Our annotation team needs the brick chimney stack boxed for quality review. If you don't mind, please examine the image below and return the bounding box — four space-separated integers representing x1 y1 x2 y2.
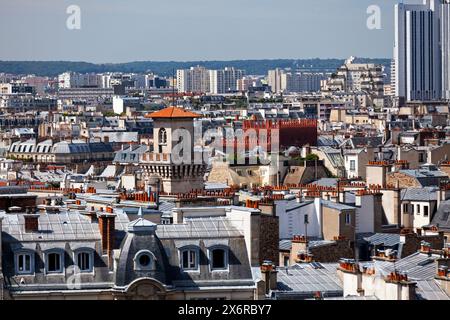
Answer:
436 252 450 296
24 214 40 233
420 241 431 254
98 213 116 266
260 261 277 295
384 271 416 300
290 235 308 265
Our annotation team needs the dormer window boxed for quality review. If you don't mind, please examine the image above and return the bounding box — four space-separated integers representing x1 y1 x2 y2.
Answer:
209 247 228 271
134 250 156 271
15 252 34 274
45 251 64 274
75 251 93 272
180 248 199 271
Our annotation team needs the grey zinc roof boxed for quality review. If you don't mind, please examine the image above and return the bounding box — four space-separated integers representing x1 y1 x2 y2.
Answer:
344 191 356 204
2 213 100 242
48 141 113 154
350 136 383 148
88 142 114 153
117 207 160 216
127 217 157 232
400 187 438 202
92 131 138 143
363 233 400 247
401 169 448 179
285 199 314 211
308 240 337 248
279 239 336 251
321 199 355 211
158 200 176 213
156 217 243 239
430 200 450 231
0 186 28 195
310 178 339 188
370 252 440 280
204 182 229 190
113 144 148 163
416 280 450 300
1 212 130 242
279 239 292 251
276 263 342 297
319 147 344 168
317 135 343 147
52 141 87 154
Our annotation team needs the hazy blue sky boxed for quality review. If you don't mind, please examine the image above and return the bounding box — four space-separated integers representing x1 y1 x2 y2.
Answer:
0 0 422 63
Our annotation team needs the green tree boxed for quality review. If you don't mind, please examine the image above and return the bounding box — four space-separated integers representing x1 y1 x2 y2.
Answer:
305 153 319 161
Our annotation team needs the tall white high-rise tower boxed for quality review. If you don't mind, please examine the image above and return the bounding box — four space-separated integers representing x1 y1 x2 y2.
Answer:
441 0 450 99
394 0 442 101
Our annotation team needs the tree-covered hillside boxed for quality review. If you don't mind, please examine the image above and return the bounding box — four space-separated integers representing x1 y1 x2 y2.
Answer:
0 58 391 77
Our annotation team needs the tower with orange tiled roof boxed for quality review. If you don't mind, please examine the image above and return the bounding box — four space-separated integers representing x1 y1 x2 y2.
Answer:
141 106 206 194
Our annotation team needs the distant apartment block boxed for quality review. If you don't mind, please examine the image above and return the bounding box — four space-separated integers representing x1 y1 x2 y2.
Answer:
58 87 114 101
237 76 263 91
0 82 35 95
209 67 244 94
58 72 101 89
0 95 57 112
112 96 141 114
176 66 210 93
268 68 326 93
322 56 384 96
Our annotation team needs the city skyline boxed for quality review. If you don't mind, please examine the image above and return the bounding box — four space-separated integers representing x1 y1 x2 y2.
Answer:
0 0 424 63
1 0 449 304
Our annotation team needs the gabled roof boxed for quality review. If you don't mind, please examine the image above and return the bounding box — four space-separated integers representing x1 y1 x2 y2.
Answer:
145 106 200 119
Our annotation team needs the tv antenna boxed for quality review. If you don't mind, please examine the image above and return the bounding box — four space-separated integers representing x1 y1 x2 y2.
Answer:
172 68 176 107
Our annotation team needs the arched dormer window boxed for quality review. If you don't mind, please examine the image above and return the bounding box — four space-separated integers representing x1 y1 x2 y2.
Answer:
73 248 94 273
44 250 64 274
208 246 229 271
134 250 156 271
15 250 35 275
179 246 199 271
158 128 167 145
